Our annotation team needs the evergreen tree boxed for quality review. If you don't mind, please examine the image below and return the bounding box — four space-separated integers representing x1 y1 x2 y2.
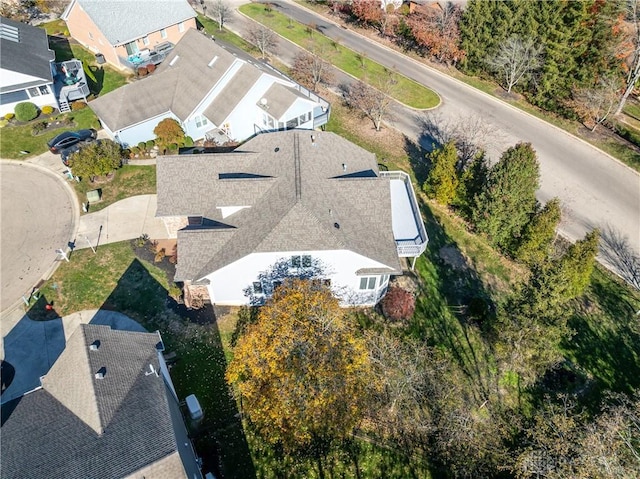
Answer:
515 197 562 266
423 141 459 205
472 143 540 251
454 152 489 219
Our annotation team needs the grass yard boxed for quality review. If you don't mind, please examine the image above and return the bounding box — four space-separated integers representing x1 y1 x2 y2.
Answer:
72 164 157 214
239 4 439 110
197 14 259 52
0 107 100 159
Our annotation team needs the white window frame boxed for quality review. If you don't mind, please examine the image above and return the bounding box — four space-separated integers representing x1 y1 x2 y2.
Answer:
179 22 185 33
194 115 208 128
161 29 167 39
252 281 263 295
359 277 377 290
143 36 150 46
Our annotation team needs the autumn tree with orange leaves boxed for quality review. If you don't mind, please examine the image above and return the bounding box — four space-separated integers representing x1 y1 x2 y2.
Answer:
406 2 465 65
226 279 375 477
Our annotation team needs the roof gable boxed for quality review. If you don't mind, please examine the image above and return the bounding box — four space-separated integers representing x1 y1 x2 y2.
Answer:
0 16 54 84
0 325 184 479
66 0 196 46
157 131 401 281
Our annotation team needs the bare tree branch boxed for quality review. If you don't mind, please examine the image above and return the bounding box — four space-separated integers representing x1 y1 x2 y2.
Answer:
486 35 543 94
248 24 278 59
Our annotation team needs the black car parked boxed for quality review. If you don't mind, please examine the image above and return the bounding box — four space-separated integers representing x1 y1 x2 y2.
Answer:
47 129 97 154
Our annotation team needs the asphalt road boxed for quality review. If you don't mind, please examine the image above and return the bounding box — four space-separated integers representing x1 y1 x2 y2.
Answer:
231 1 640 268
0 162 76 311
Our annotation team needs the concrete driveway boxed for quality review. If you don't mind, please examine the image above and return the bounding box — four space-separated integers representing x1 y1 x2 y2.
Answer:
0 161 78 312
0 309 146 404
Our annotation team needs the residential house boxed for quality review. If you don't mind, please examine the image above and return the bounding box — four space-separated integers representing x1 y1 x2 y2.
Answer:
90 29 330 148
0 324 202 479
61 0 197 70
156 130 428 307
0 16 58 116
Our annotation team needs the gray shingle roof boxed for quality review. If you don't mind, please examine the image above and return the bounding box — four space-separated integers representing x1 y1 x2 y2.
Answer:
64 0 196 46
90 29 310 133
1 324 188 479
156 130 401 281
0 16 54 92
259 83 309 121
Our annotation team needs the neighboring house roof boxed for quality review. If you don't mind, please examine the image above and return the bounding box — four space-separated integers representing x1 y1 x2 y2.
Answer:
1 324 195 479
156 130 401 281
62 0 196 46
0 16 54 92
89 29 311 132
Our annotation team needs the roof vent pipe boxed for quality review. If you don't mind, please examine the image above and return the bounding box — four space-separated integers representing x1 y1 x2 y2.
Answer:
342 163 347 171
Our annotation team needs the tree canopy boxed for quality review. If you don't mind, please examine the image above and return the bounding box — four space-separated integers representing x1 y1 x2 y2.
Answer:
226 279 375 453
68 139 122 181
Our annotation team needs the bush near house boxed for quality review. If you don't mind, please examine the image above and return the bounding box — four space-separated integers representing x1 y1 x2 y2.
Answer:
380 286 416 321
153 118 186 152
68 139 122 181
14 102 39 122
4 113 15 121
41 105 54 115
71 101 87 111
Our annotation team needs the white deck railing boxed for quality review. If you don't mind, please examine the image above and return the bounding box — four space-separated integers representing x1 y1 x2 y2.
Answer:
380 171 429 258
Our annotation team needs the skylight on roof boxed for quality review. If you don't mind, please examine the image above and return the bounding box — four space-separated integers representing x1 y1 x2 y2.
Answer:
0 23 19 43
169 55 180 66
207 55 218 68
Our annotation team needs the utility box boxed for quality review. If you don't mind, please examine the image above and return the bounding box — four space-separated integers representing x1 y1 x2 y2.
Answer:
86 189 101 203
95 53 105 64
185 394 203 420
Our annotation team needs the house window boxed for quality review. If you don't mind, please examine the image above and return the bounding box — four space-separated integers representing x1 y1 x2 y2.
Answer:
194 115 208 128
291 255 301 268
252 282 263 294
38 85 49 95
291 255 312 268
143 36 149 46
28 87 40 97
0 90 29 105
359 277 377 290
302 255 312 267
298 113 306 124
179 22 185 32
161 29 167 39
272 280 282 292
125 41 139 56
278 121 284 130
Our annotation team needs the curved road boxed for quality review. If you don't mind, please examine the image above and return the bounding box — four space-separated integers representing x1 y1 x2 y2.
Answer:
0 162 76 311
238 1 640 263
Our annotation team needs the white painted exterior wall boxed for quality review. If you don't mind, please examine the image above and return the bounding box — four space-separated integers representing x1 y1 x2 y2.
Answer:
202 250 393 307
0 68 58 116
111 111 180 148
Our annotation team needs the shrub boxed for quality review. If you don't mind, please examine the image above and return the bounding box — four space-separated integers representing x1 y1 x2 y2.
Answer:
32 121 48 135
146 63 156 73
71 101 87 111
41 105 54 115
145 140 155 149
82 60 97 83
4 113 15 121
154 248 166 263
184 136 194 147
14 102 38 122
169 143 178 151
131 146 140 155
137 66 148 77
138 141 147 150
153 118 185 147
63 29 69 36
381 287 416 321
0 119 8 128
67 139 123 181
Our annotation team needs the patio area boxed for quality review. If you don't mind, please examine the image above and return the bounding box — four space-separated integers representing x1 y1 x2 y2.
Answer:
52 59 90 112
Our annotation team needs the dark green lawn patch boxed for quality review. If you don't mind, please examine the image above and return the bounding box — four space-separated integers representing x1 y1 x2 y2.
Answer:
0 108 99 159
72 164 157 214
39 19 68 36
197 14 259 52
240 4 439 110
563 268 640 399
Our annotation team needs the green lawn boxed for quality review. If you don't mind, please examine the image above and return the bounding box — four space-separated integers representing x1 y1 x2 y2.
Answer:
0 108 100 159
72 164 157 214
239 4 439 110
197 14 259 52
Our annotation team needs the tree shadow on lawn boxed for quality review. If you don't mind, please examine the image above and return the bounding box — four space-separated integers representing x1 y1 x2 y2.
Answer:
100 258 256 479
409 200 499 407
562 269 640 406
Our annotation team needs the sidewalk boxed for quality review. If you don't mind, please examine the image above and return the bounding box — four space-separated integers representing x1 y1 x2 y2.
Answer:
74 194 168 250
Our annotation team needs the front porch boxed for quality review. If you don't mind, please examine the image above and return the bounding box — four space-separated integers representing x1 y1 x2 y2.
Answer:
380 171 429 265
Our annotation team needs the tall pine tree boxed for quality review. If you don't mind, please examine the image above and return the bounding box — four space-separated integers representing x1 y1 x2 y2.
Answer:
515 197 562 266
423 141 459 205
472 142 540 251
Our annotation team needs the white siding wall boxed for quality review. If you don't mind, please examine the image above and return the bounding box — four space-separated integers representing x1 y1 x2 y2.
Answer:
203 250 394 307
114 112 180 148
279 97 317 129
